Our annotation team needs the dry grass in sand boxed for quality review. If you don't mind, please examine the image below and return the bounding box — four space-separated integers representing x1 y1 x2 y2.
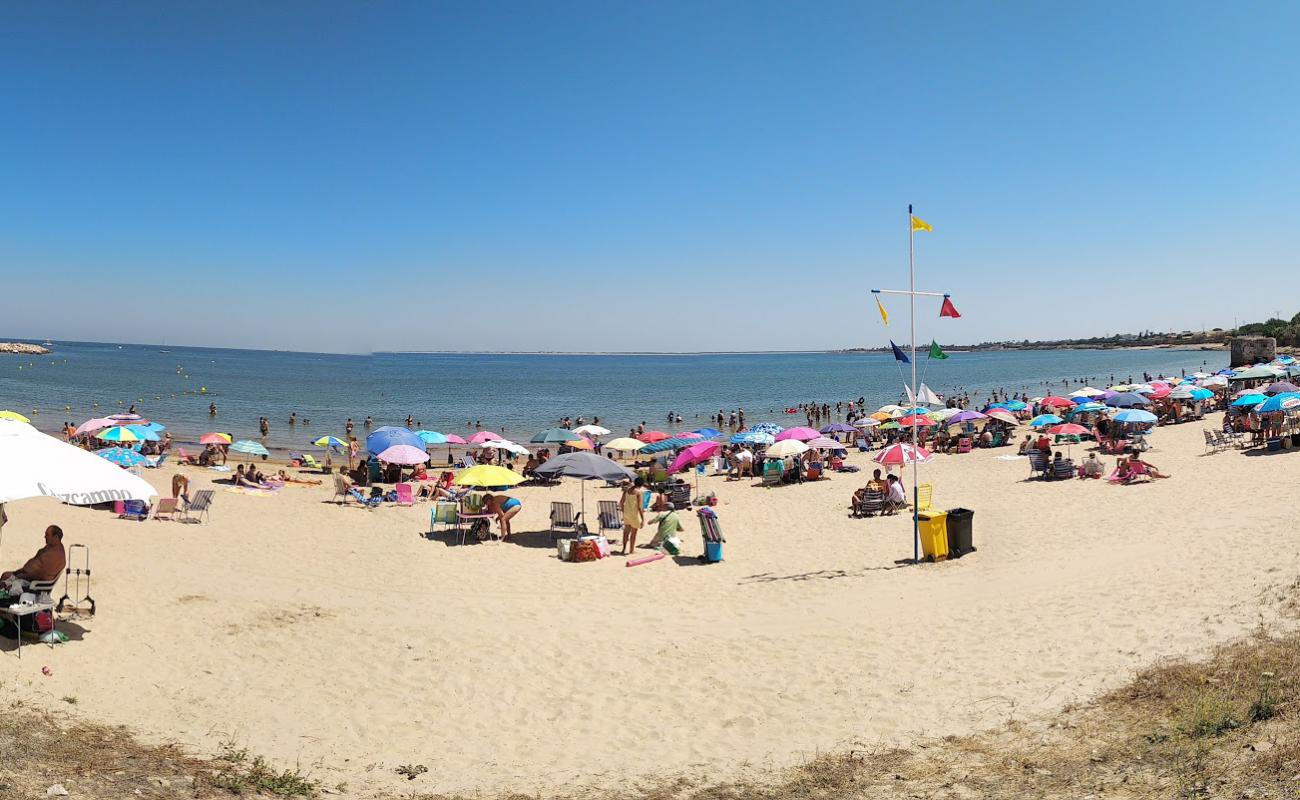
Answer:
5 584 1298 800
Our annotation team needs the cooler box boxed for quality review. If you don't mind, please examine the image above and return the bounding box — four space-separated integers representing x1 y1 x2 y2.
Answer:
945 507 975 558
917 510 948 562
704 540 723 563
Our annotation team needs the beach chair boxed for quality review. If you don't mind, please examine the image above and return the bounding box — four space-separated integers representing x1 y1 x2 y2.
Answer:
152 497 179 521
667 482 692 509
183 490 214 523
1027 450 1049 479
1052 458 1075 480
829 456 844 471
597 500 622 535
429 501 458 534
1202 430 1223 454
912 483 933 512
456 454 477 469
761 460 783 487
331 474 351 504
854 489 885 517
549 501 581 539
117 499 149 521
395 483 414 506
856 439 871 452
302 454 325 471
805 462 824 481
956 438 972 454
650 466 669 485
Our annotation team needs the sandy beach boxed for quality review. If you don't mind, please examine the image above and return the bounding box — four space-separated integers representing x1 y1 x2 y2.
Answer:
1 413 1297 796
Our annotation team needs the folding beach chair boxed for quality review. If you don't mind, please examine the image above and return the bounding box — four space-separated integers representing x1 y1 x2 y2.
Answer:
805 462 824 481
596 500 622 535
956 438 973 454
332 474 351 504
302 454 325 471
152 497 180 521
1027 450 1049 479
549 501 582 539
429 501 458 534
854 489 885 517
912 483 933 512
761 460 783 487
117 499 149 521
395 483 415 506
856 439 871 452
1052 458 1076 480
183 490 214 523
668 482 692 509
367 459 383 484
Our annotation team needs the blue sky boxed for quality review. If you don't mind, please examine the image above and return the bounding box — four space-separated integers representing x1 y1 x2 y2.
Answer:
2 2 1297 353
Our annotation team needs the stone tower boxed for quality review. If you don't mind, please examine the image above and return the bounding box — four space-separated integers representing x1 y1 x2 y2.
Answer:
1229 336 1276 368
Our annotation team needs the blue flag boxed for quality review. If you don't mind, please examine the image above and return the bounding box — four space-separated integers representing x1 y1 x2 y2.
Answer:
890 341 911 364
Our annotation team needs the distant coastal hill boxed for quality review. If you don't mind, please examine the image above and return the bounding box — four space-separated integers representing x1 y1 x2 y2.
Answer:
839 330 1231 355
0 342 50 355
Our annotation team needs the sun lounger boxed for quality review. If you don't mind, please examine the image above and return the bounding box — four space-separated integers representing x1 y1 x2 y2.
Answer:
597 500 622 535
302 454 326 471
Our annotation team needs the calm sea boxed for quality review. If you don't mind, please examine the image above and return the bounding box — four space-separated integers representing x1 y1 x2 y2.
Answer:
0 340 1225 450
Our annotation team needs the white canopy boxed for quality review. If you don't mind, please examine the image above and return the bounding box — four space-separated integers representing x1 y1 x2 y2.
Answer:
0 420 157 505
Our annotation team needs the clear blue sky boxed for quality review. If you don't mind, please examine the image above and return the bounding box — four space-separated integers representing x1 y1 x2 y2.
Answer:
2 2 1297 353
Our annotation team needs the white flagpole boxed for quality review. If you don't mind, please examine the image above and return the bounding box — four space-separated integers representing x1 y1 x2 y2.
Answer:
908 204 920 564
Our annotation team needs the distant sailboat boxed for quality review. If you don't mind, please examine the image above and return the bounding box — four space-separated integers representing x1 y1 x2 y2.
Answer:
159 337 170 354
42 337 53 346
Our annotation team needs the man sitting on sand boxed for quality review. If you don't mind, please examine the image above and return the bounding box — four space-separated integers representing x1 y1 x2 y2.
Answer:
1081 452 1105 479
1 525 66 597
647 502 685 551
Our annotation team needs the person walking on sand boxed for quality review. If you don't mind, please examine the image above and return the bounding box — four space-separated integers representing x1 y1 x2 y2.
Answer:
620 477 647 555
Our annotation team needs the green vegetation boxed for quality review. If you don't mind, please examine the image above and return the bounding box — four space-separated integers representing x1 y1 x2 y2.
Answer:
1237 311 1300 346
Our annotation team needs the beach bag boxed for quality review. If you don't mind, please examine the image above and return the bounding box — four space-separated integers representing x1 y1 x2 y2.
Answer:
572 539 599 563
469 518 491 540
594 537 610 558
556 539 574 561
662 536 682 556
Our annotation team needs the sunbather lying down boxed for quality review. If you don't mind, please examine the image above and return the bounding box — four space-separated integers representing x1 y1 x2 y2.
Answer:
276 469 322 486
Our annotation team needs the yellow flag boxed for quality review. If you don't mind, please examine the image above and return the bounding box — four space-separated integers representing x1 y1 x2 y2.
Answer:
911 215 932 232
876 296 889 326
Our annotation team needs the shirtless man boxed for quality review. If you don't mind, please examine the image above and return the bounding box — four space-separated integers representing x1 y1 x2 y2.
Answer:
1 525 66 592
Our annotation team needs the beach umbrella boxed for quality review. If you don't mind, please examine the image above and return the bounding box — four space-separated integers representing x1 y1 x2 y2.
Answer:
416 430 448 445
1230 365 1280 381
96 425 148 443
637 430 670 443
853 417 881 428
877 405 907 416
562 437 594 450
200 432 233 445
749 422 785 435
368 426 425 454
481 439 531 456
1029 414 1063 428
669 441 721 474
1196 376 1229 388
984 408 1019 425
604 437 647 452
730 431 775 445
313 435 347 449
896 414 935 428
1112 409 1158 424
1001 400 1028 411
572 424 610 437
641 436 699 454
868 411 893 422
454 464 524 489
805 436 845 449
692 427 723 438
74 417 113 436
376 444 429 465
94 447 148 467
1105 392 1151 408
1256 393 1300 414
1047 423 1089 437
531 428 582 444
0 411 29 424
229 440 270 458
0 420 155 507
1068 402 1107 415
927 408 960 421
1265 382 1300 395
1069 387 1104 398
534 452 635 517
819 422 856 434
1230 393 1266 408
444 434 467 444
945 410 987 426
1187 387 1214 401
872 442 933 467
775 426 821 441
674 431 704 440
1040 396 1074 408
878 421 901 430
766 439 809 458
466 430 504 444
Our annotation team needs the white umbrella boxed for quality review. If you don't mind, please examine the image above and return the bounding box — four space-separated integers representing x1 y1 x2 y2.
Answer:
0 420 157 505
572 425 610 437
853 417 881 427
1069 387 1104 398
766 439 809 458
479 439 531 456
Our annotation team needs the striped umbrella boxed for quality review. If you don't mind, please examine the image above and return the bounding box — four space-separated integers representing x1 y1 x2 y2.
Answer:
229 440 270 457
97 425 145 443
200 432 233 445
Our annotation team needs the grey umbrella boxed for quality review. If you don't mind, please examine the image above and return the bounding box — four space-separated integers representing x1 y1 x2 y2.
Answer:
534 452 637 519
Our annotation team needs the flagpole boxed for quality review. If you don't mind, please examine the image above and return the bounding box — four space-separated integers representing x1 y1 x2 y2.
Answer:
908 204 919 564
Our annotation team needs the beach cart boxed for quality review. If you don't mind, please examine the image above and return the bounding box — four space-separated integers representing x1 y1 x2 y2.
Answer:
695 507 724 563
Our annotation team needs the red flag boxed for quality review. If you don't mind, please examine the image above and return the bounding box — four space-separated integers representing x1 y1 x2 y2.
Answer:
939 296 961 318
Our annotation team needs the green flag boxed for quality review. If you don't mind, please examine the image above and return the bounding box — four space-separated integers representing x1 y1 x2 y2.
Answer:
928 340 948 360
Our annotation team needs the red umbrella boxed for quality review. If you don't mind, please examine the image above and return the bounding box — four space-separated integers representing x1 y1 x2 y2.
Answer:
637 430 670 443
897 414 935 427
872 443 933 466
1040 396 1074 407
1046 423 1089 436
199 432 233 445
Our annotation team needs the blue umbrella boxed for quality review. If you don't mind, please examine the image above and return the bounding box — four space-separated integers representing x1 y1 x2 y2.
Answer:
1002 400 1028 411
749 422 784 435
366 426 423 455
1105 392 1151 408
1068 402 1107 415
1230 393 1266 408
1112 409 1157 424
95 447 148 467
1187 387 1214 401
731 431 775 445
692 427 723 438
416 430 448 445
1256 393 1300 413
641 436 698 454
1029 414 1063 428
230 440 270 457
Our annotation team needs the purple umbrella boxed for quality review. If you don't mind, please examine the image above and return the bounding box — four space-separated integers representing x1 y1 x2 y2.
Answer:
819 423 856 434
1265 381 1300 396
946 410 987 425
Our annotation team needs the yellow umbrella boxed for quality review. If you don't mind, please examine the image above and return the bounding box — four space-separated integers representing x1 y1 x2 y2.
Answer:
454 464 525 488
0 411 31 423
604 437 646 451
565 438 594 450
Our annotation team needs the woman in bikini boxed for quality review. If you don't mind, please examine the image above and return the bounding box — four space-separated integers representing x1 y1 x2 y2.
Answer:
483 494 522 540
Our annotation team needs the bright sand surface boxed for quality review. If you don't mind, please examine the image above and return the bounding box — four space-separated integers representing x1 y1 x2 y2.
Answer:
2 414 1298 796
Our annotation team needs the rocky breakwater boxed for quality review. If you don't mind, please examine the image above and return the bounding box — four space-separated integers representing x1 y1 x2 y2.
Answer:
0 342 51 355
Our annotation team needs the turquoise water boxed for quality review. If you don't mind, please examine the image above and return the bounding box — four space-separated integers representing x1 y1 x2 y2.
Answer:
0 340 1225 450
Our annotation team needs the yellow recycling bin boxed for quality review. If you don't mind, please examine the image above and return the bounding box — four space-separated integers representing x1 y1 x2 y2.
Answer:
917 510 949 562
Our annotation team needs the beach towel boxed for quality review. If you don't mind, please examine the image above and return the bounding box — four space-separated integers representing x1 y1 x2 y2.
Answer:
995 455 1025 461
223 487 279 496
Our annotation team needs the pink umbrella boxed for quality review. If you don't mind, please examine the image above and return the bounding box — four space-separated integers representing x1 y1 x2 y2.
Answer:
872 443 933 466
468 431 502 443
984 409 1018 425
774 426 820 442
669 441 720 473
75 417 112 436
1046 423 1089 436
675 432 704 440
444 434 467 444
897 414 935 427
376 444 430 465
805 436 845 449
